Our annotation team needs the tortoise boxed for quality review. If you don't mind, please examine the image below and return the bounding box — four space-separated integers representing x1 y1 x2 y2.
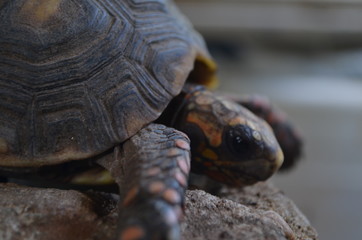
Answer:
0 0 302 239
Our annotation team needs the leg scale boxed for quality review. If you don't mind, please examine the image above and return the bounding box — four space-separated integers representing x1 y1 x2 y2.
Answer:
113 124 191 240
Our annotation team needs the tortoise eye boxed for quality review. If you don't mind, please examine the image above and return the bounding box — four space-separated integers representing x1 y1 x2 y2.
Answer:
225 125 264 160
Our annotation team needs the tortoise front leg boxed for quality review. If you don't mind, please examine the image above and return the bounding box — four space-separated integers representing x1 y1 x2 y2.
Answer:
100 124 190 240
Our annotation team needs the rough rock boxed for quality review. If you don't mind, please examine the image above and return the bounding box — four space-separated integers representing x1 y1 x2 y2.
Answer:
182 190 295 240
0 182 317 240
182 182 318 240
0 183 118 240
220 182 318 240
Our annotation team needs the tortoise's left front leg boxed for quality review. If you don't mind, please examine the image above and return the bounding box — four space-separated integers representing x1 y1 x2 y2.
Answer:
99 124 190 240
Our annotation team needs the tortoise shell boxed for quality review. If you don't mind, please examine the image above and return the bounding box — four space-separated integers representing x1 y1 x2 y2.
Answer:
0 0 216 167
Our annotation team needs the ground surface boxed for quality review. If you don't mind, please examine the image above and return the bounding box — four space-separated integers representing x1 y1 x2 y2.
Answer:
0 181 317 240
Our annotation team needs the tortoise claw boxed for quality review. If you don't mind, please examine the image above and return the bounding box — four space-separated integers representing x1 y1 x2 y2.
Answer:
119 201 181 240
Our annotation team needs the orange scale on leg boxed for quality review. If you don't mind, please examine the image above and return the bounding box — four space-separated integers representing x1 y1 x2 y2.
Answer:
148 181 166 194
175 170 187 187
175 139 190 150
163 188 181 205
119 225 145 240
177 156 190 175
146 167 161 177
122 187 139 207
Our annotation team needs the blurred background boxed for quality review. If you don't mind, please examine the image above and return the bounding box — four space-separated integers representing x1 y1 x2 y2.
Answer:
176 1 362 240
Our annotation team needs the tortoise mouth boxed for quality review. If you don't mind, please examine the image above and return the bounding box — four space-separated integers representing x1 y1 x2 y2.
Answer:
202 157 282 187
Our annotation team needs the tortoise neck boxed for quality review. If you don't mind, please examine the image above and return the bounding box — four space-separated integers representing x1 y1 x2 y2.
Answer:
156 84 205 128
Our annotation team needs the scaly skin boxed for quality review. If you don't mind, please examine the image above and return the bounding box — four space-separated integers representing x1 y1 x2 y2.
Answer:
160 85 284 187
100 124 191 240
111 86 287 240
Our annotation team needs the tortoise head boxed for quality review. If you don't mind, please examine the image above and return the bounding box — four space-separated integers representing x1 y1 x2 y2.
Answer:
174 87 283 187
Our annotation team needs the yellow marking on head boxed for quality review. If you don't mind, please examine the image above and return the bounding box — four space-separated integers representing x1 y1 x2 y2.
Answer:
187 111 222 147
275 148 284 170
20 0 61 24
252 130 262 141
0 138 8 154
230 116 260 134
202 148 218 161
229 117 246 126
247 121 258 131
218 98 240 112
195 93 214 105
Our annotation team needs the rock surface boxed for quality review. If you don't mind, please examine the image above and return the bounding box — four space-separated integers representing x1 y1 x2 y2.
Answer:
222 182 318 240
0 183 118 240
0 182 317 240
182 182 318 240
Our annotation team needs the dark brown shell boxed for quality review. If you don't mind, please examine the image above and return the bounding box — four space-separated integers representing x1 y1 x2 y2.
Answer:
0 0 213 167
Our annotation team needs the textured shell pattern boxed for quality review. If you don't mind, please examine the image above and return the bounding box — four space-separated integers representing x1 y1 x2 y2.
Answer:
0 0 208 166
